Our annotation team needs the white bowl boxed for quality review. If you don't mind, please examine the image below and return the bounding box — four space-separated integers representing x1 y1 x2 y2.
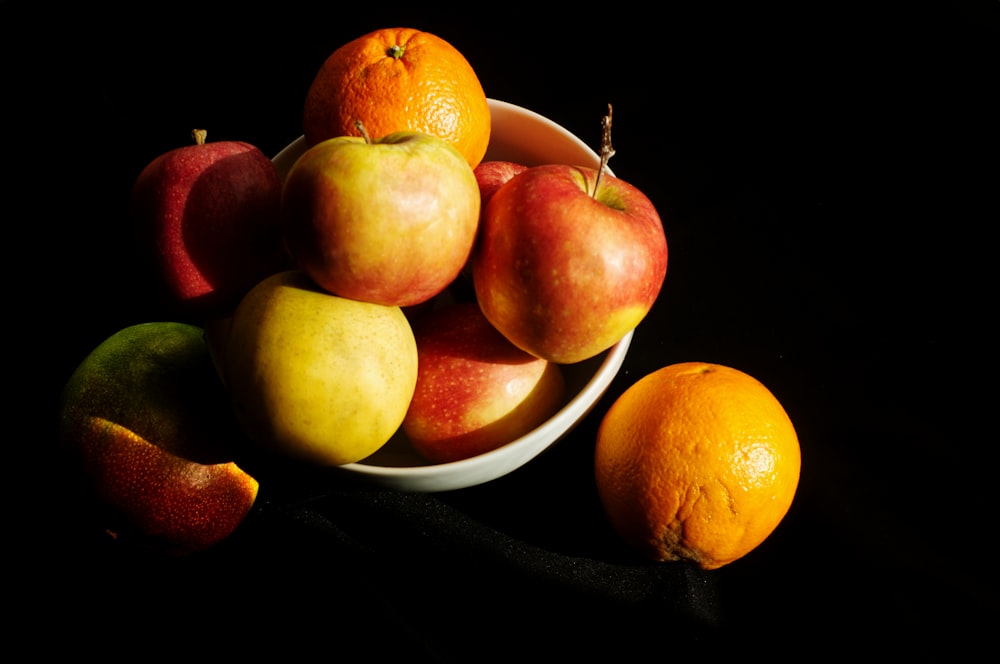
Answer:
270 99 631 492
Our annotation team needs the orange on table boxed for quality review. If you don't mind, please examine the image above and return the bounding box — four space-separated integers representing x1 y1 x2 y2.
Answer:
594 362 801 569
303 27 491 168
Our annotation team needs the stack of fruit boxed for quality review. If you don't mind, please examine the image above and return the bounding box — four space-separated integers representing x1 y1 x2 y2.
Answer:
58 27 799 570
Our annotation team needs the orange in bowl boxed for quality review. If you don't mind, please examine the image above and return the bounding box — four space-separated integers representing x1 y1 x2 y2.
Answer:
302 27 491 168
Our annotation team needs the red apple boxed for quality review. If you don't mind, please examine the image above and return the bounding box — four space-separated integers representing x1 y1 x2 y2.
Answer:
130 129 284 320
281 129 480 307
402 302 566 464
58 322 259 555
472 164 667 364
448 160 529 304
473 160 528 217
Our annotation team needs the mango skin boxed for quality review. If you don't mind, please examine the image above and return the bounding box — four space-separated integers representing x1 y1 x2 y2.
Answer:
58 322 259 555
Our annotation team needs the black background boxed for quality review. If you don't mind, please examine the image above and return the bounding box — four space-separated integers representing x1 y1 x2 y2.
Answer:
7 2 997 659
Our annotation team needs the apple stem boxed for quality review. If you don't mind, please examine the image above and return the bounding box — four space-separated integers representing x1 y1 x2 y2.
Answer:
592 104 615 198
192 129 208 146
354 120 373 144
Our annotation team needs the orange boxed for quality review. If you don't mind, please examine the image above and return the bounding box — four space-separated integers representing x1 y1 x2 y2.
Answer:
302 27 491 168
594 362 801 569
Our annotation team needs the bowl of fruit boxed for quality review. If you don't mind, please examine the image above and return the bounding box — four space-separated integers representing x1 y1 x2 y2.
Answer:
260 98 663 492
57 29 669 561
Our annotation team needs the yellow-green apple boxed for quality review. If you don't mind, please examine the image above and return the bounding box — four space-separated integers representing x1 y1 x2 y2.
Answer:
401 302 566 464
281 129 480 307
224 270 418 465
130 129 285 320
58 322 259 556
473 164 667 364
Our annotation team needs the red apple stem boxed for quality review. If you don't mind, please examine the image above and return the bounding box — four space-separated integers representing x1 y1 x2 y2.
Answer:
354 120 373 144
592 104 615 198
192 129 208 145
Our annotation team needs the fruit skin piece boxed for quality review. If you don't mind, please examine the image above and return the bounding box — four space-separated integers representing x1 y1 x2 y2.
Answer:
594 362 802 570
130 130 285 320
473 164 668 364
58 322 259 556
282 130 480 308
402 302 566 464
302 27 491 168
224 270 418 466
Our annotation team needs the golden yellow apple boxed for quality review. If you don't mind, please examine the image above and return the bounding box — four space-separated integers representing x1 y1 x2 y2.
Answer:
224 270 418 465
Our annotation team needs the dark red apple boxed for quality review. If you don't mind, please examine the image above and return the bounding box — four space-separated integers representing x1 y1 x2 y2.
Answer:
131 129 284 319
